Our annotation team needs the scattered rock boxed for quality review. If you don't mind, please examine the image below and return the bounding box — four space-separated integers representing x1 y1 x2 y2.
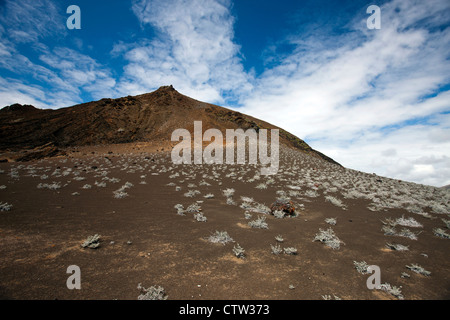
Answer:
270 198 296 217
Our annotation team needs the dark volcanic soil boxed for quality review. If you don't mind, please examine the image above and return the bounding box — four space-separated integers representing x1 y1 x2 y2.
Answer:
0 143 449 300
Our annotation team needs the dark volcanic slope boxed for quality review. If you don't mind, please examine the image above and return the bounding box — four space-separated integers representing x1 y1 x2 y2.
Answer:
0 86 339 165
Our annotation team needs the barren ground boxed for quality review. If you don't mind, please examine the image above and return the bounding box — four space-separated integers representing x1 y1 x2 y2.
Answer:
0 143 449 300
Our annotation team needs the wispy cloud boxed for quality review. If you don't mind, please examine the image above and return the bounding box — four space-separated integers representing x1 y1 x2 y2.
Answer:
0 0 116 108
237 0 450 186
0 0 66 43
116 0 252 103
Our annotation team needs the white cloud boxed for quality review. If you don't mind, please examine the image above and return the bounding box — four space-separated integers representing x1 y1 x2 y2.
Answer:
116 0 252 103
236 0 450 187
0 0 66 43
0 0 117 108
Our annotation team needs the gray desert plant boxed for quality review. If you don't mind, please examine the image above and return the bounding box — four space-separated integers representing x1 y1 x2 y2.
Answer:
272 210 285 219
441 218 450 229
313 228 343 249
322 294 341 300
255 183 267 190
325 217 337 225
95 181 107 187
397 228 420 240
208 231 234 245
194 212 207 222
283 247 298 255
185 203 201 213
137 283 168 300
184 189 200 198
396 215 423 228
113 190 128 199
232 243 245 259
406 264 431 276
222 188 235 198
0 202 12 211
433 227 450 239
37 182 61 190
379 283 404 300
325 195 347 209
400 272 410 278
385 243 409 251
81 234 101 249
248 215 268 229
382 225 397 236
275 235 284 242
270 243 282 255
353 261 370 274
251 202 271 214
174 204 185 215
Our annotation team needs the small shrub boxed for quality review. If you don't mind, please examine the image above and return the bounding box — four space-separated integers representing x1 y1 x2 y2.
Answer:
222 188 235 198
382 225 396 236
397 228 420 240
273 210 285 219
313 228 344 249
353 261 370 274
395 215 423 228
255 183 267 190
208 231 234 245
81 234 101 249
322 295 341 300
95 181 107 188
37 182 61 190
406 264 431 276
283 247 298 255
325 217 337 225
385 243 409 251
113 190 128 199
174 204 185 215
194 212 207 222
270 243 282 255
137 283 168 300
442 218 450 229
433 228 450 239
379 283 404 300
401 272 410 278
232 243 245 259
185 203 201 213
248 215 268 229
325 195 347 210
0 202 12 211
184 190 200 198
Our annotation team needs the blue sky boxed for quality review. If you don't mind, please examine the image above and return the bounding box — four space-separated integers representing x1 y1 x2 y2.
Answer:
1 0 450 187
